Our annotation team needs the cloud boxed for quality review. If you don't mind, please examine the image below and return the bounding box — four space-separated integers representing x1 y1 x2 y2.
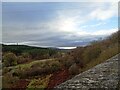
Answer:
89 2 117 20
2 2 118 47
2 0 119 2
81 22 106 29
45 11 82 33
90 28 118 36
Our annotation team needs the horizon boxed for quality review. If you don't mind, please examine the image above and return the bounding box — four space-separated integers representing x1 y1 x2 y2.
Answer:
2 43 77 49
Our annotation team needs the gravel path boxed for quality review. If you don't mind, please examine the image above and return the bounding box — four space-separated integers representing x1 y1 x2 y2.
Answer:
55 54 119 90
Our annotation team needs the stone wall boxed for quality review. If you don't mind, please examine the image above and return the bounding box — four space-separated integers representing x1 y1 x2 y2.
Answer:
55 54 119 90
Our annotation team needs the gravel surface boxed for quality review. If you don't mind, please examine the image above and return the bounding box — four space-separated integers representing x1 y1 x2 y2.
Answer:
55 54 119 90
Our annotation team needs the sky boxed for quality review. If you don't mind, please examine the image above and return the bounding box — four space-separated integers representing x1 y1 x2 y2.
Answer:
2 2 118 49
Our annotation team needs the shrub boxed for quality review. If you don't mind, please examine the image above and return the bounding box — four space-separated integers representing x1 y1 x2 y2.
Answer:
49 61 61 73
17 52 30 64
17 56 25 64
2 72 19 88
83 43 119 72
22 52 30 58
16 67 45 78
95 43 119 63
82 45 101 64
15 66 51 78
17 54 30 64
3 52 17 67
59 55 74 68
70 47 85 64
69 63 79 75
2 67 12 75
27 74 52 89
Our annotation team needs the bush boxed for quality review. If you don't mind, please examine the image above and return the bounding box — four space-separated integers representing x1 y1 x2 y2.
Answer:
22 52 30 58
27 74 52 89
95 43 119 63
3 52 17 67
49 61 61 73
17 52 30 64
82 45 101 64
17 56 25 64
15 67 47 78
70 47 85 64
2 67 12 75
59 55 74 68
2 72 19 88
17 55 29 64
69 63 79 75
15 62 59 78
83 43 119 72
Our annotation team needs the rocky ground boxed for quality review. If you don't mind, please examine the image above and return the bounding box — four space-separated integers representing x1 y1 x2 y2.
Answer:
55 54 119 90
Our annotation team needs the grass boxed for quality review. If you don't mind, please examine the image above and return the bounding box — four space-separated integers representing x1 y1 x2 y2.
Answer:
80 44 119 73
27 74 52 89
3 58 62 80
6 59 56 72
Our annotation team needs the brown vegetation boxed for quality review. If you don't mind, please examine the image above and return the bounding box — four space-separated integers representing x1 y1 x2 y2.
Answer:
2 31 120 89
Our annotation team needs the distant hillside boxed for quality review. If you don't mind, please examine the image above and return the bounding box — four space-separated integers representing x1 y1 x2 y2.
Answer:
2 44 59 54
68 30 119 71
2 44 63 63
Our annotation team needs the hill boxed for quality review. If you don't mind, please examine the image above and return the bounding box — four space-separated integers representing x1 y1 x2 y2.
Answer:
2 44 59 55
64 30 119 72
2 30 119 89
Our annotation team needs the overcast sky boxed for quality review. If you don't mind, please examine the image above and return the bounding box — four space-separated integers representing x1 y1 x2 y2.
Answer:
2 2 118 48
